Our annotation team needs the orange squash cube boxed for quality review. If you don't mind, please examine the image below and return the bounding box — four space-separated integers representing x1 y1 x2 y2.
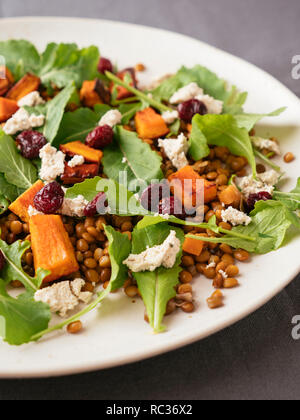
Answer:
6 73 41 102
182 237 204 256
8 180 44 222
0 97 19 122
135 107 170 139
29 215 79 284
60 141 103 164
169 166 217 207
218 185 241 206
80 80 102 108
0 66 14 96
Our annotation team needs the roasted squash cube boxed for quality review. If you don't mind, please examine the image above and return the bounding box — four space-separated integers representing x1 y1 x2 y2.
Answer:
135 107 169 139
182 237 204 256
29 215 79 284
6 73 41 102
0 66 14 96
110 68 137 100
0 97 19 122
60 141 103 164
169 166 217 207
61 162 99 185
8 180 44 222
80 80 103 108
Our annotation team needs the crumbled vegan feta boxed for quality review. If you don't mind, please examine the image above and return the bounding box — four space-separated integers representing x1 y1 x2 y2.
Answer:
59 194 89 218
251 137 280 155
122 157 128 164
158 133 189 170
195 94 223 114
39 143 66 182
258 170 280 186
237 170 279 198
218 270 228 279
221 206 252 226
3 108 45 136
17 91 45 107
27 205 44 217
99 110 122 127
161 110 179 124
68 155 85 168
34 279 93 318
123 230 181 272
170 82 204 104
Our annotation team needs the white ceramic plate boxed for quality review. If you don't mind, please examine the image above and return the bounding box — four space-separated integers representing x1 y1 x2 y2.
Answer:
0 17 299 378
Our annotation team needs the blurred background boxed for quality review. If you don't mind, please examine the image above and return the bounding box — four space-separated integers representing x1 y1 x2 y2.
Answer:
0 0 299 400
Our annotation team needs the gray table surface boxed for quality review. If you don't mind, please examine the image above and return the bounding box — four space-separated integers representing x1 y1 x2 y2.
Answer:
0 0 299 400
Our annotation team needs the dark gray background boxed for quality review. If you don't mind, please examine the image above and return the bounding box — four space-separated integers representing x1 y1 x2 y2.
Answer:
0 0 299 400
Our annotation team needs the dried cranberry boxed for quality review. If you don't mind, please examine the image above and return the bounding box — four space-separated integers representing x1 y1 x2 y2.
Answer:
16 131 47 159
178 99 207 123
98 57 113 74
158 196 187 219
85 125 114 149
33 182 65 214
140 182 171 212
246 191 273 212
84 192 107 217
0 251 5 271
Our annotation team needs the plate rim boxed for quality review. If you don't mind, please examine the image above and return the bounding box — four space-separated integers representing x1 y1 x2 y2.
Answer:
0 15 299 378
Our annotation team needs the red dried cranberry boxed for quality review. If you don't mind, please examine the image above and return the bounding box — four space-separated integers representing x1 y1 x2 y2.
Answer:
85 125 114 149
0 251 5 271
16 131 47 159
33 182 65 214
140 182 171 212
98 57 113 74
84 192 107 217
158 196 187 219
178 99 207 123
247 191 273 212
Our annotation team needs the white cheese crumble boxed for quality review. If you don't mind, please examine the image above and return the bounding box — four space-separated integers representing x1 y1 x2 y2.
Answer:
195 94 223 114
123 230 181 273
258 170 280 186
170 82 204 104
206 261 216 269
251 137 280 155
161 110 179 124
3 108 45 136
68 155 85 168
39 143 66 182
122 157 128 164
27 205 44 217
17 91 45 107
237 170 279 198
99 110 122 127
221 206 251 226
218 270 228 279
59 195 89 218
34 279 93 318
158 133 189 170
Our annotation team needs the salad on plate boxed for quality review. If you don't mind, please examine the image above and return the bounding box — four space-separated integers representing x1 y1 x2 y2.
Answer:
0 39 298 346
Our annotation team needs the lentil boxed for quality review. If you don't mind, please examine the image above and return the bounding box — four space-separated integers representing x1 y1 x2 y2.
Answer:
67 321 82 334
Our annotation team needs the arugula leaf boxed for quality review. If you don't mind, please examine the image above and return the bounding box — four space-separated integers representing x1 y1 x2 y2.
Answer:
187 201 300 254
66 177 150 216
0 40 40 80
39 43 100 88
43 82 76 143
234 107 286 132
0 240 49 293
189 116 210 160
53 104 111 147
0 196 9 215
0 282 51 346
0 131 37 189
189 114 257 176
0 173 24 202
102 126 164 191
151 65 247 114
273 178 300 211
132 224 184 333
31 226 131 342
